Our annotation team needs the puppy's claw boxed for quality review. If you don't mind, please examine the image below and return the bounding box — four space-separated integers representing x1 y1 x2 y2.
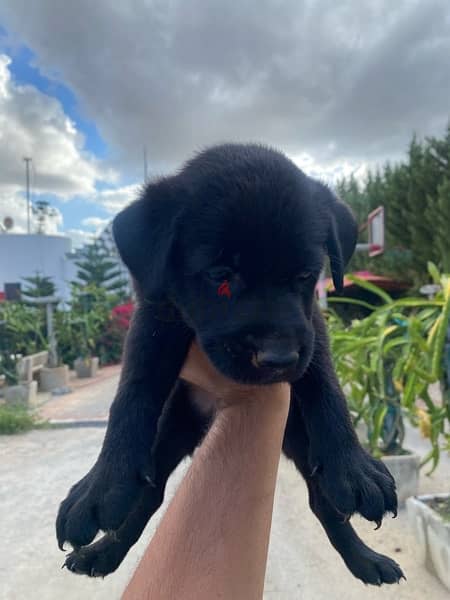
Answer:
374 519 382 530
392 509 398 518
61 561 67 570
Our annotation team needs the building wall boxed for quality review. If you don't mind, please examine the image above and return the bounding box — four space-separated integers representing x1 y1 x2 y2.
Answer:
0 233 75 302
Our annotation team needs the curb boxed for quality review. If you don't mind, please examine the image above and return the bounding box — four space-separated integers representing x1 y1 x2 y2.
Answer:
48 418 108 429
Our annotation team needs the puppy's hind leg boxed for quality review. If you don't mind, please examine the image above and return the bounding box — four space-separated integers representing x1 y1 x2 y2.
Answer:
283 393 405 586
64 382 209 577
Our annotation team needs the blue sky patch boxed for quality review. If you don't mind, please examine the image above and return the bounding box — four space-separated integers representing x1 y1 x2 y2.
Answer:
0 24 116 235
0 31 108 159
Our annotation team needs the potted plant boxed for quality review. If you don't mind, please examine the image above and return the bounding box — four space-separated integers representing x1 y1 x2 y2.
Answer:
71 310 99 379
406 269 450 590
0 303 45 402
406 494 450 591
1 352 38 405
74 355 99 378
328 306 421 504
38 303 70 393
328 267 450 503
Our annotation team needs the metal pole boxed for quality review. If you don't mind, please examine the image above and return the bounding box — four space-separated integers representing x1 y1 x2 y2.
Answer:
46 301 58 367
24 157 32 233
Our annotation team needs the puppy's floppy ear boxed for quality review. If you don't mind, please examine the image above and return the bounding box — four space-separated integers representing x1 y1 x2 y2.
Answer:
325 191 358 293
112 177 183 299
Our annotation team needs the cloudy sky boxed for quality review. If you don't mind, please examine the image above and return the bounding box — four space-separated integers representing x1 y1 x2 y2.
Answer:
0 0 449 246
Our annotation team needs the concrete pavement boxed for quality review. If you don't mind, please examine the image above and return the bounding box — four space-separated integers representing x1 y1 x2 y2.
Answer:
36 365 120 424
1 368 449 599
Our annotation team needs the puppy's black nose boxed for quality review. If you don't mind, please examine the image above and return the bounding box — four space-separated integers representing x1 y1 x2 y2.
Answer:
254 350 299 369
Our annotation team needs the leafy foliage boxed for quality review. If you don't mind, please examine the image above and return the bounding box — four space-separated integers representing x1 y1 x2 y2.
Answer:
0 281 128 386
328 265 450 471
0 404 37 435
21 273 56 300
73 240 129 299
55 284 127 366
338 124 450 284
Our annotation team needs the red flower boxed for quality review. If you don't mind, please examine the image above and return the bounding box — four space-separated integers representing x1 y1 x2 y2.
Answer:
111 302 134 329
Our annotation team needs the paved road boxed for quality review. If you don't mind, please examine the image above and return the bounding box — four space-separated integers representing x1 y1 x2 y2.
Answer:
1 421 449 599
37 366 120 423
2 370 449 598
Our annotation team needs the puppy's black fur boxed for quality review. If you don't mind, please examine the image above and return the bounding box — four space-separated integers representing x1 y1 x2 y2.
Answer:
57 144 404 585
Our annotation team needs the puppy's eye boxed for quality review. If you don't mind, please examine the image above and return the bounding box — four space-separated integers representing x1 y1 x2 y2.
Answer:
205 266 234 283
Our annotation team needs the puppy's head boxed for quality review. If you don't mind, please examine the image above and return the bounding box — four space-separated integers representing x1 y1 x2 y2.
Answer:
113 144 357 384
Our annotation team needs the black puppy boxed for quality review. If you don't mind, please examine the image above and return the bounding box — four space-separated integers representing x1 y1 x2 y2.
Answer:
57 144 404 585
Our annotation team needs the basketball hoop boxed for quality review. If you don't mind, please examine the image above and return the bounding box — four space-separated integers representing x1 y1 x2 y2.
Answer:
317 204 385 307
367 206 384 257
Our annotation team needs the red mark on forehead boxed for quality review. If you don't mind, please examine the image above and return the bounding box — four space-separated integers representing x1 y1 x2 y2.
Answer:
217 280 232 299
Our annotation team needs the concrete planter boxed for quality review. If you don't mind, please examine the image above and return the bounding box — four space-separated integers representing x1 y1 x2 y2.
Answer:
39 365 69 392
407 494 450 591
4 381 38 405
381 451 420 506
74 357 99 378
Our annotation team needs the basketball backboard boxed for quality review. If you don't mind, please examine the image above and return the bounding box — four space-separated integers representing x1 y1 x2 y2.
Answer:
368 206 384 257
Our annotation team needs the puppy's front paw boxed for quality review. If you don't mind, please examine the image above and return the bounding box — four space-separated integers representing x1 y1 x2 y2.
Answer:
310 444 398 526
63 532 127 578
343 544 405 585
56 458 151 552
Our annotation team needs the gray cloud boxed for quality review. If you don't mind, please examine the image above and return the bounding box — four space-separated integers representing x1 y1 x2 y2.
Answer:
1 0 449 178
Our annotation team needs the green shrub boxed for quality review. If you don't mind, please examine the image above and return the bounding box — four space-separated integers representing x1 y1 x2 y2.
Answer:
55 283 126 366
328 264 450 471
0 404 37 434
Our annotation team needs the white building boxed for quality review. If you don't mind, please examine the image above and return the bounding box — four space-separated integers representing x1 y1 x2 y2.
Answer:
0 233 76 302
0 228 130 302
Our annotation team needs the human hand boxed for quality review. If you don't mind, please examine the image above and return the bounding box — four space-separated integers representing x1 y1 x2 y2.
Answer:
179 341 290 409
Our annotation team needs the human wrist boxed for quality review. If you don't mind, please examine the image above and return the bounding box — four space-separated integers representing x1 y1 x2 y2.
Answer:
212 383 291 441
217 382 290 412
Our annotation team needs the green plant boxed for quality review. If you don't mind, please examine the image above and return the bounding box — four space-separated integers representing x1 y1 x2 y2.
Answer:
0 404 36 434
0 353 20 385
0 302 47 383
328 265 450 471
338 124 450 282
21 273 56 300
55 284 125 366
73 239 129 300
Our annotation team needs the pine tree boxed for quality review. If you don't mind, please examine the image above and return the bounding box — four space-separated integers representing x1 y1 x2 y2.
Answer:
428 178 450 272
426 123 450 175
336 125 450 283
74 240 129 298
22 273 56 299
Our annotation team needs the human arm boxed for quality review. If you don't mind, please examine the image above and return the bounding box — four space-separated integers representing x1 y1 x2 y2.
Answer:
122 342 290 600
